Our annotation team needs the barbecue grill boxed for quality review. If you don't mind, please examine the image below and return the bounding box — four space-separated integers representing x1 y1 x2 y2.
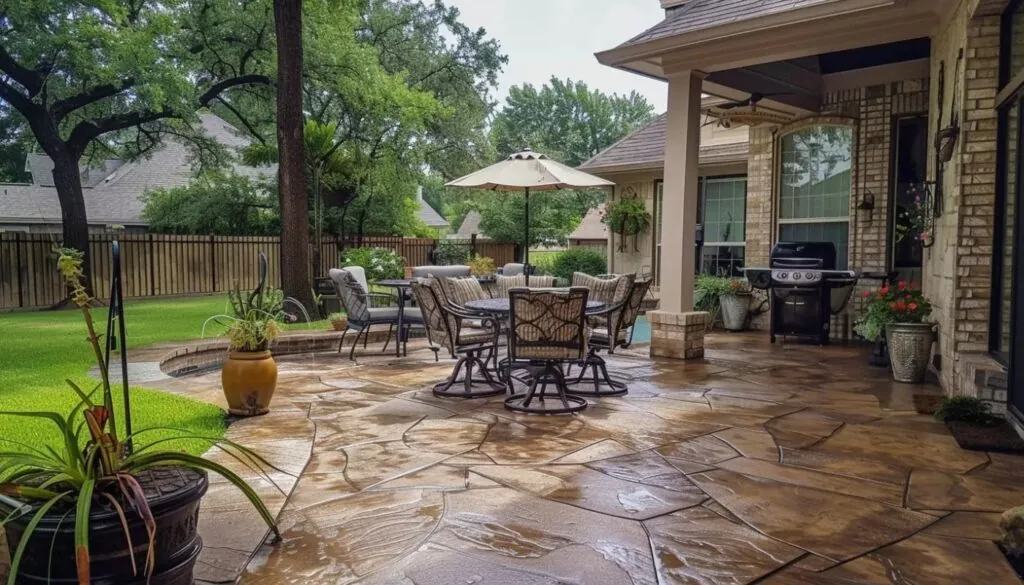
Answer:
744 242 858 345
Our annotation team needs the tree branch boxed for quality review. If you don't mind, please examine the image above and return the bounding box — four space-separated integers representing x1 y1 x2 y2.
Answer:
0 76 34 115
67 109 174 157
214 95 266 145
0 43 43 97
51 78 135 122
198 74 272 106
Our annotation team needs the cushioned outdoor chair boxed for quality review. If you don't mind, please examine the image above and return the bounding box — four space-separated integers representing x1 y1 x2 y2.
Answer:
571 272 634 306
491 273 555 297
329 268 423 359
569 279 652 397
498 263 525 276
342 265 396 307
503 287 591 414
411 281 505 398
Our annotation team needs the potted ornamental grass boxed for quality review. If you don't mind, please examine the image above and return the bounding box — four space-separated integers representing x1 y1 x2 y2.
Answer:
213 283 283 417
0 248 279 585
856 281 935 383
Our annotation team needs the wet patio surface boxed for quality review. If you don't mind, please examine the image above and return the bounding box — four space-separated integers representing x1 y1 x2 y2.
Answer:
10 333 1020 585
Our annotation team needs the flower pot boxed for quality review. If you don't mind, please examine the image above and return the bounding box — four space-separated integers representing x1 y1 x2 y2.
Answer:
221 350 278 416
719 293 750 332
885 322 935 383
0 466 207 585
330 316 348 331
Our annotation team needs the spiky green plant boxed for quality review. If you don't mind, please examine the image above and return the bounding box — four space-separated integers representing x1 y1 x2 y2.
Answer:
0 248 281 585
204 283 284 352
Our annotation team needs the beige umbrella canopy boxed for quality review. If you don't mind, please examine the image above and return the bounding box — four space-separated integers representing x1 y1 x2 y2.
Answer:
446 149 614 280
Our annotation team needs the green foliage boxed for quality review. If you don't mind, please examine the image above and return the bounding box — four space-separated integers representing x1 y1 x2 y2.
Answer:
0 250 278 585
1001 505 1024 557
603 198 651 237
435 240 471 265
473 190 596 247
469 256 496 276
142 174 278 236
530 251 561 276
854 281 934 342
490 77 655 167
213 284 284 352
341 247 404 282
694 275 747 329
551 249 607 281
934 396 997 426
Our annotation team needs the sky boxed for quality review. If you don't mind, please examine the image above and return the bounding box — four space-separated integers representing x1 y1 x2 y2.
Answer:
446 0 669 113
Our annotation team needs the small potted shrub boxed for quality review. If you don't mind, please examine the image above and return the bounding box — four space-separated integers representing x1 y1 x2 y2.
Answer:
694 275 734 331
719 279 752 332
0 248 279 585
934 396 1024 453
328 312 348 331
469 256 496 278
856 281 934 383
1000 505 1024 579
853 286 896 368
214 283 283 416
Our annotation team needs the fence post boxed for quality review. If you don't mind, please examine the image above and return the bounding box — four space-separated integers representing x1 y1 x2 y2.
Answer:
148 234 155 296
470 234 477 259
14 233 24 308
209 234 217 292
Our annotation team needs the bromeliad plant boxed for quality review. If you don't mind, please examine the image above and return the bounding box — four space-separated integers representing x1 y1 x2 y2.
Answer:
0 248 280 585
854 280 933 342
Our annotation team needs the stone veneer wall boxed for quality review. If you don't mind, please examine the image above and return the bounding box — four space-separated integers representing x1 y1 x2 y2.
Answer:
926 0 1001 399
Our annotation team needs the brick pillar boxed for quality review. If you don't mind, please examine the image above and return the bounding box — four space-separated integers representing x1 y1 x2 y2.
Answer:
650 311 709 360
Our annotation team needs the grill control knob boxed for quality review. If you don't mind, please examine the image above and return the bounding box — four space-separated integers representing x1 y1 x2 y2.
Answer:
806 272 815 280
778 272 788 280
793 273 801 280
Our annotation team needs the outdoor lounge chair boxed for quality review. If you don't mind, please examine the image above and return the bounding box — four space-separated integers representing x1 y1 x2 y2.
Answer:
329 268 423 359
569 278 652 397
503 287 590 414
411 280 505 398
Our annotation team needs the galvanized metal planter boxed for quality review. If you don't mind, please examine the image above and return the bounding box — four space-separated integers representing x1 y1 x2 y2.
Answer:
720 293 750 332
885 322 936 383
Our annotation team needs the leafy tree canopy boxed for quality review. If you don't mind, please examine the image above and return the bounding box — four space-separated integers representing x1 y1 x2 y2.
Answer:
142 174 279 236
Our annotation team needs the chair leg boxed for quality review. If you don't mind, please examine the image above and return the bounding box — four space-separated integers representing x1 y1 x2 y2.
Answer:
363 325 371 349
349 329 363 361
337 329 348 354
382 324 394 353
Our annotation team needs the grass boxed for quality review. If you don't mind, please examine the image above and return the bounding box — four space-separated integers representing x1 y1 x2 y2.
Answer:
0 294 327 456
528 249 563 275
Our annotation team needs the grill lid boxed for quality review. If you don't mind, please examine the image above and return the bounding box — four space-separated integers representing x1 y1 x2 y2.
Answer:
771 242 837 270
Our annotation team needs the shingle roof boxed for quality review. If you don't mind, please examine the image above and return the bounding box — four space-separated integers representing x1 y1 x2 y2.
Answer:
620 0 838 48
579 115 749 173
25 154 123 189
416 197 449 228
0 114 273 226
569 205 608 241
453 210 484 238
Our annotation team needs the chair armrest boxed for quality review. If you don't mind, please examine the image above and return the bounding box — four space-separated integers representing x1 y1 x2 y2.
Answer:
587 299 627 319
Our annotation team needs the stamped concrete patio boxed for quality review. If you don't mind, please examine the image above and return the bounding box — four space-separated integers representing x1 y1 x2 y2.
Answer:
37 333 1024 584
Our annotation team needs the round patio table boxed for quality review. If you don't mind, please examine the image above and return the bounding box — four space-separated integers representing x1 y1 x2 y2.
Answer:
464 298 604 315
377 279 412 357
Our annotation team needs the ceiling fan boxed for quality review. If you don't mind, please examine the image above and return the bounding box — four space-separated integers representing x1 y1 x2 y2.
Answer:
717 92 791 112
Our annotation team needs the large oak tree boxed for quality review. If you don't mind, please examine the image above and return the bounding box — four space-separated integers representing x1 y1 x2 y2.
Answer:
0 0 274 293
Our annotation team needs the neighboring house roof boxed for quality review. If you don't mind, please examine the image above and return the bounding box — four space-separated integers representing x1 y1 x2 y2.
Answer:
579 114 749 174
569 205 608 241
416 193 449 229
25 154 124 188
453 210 485 238
618 0 836 49
0 113 273 226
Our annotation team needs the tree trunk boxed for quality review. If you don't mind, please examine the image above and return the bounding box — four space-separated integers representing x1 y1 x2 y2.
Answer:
51 150 94 296
274 0 314 310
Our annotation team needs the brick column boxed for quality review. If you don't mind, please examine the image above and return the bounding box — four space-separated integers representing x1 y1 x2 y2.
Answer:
649 311 709 360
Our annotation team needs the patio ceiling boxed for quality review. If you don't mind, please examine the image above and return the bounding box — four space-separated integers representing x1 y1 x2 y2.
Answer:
597 0 947 115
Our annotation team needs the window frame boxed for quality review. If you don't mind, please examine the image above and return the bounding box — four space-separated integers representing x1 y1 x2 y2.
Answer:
775 122 855 269
700 175 748 277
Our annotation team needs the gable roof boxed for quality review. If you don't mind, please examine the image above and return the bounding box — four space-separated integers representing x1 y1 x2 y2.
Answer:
416 197 449 229
619 0 839 49
569 205 608 241
0 113 273 226
579 114 749 174
454 210 484 238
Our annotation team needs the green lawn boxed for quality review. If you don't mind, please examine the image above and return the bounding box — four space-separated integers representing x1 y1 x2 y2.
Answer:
0 295 325 456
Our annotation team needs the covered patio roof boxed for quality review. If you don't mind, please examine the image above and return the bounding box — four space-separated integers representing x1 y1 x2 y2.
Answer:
597 0 950 111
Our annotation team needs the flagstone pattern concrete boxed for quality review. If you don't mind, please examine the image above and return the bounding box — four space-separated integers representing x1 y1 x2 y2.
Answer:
4 333 1023 585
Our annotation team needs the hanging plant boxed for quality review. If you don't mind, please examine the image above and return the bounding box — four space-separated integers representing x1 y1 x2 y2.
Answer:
602 198 652 252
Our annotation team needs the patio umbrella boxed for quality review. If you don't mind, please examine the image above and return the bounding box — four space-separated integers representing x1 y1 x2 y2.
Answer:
446 148 614 283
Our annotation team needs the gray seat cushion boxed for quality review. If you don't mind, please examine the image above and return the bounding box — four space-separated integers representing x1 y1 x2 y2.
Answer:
366 307 423 322
411 265 471 279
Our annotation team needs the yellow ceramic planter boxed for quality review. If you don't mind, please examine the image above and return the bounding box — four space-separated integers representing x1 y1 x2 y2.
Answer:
221 350 278 416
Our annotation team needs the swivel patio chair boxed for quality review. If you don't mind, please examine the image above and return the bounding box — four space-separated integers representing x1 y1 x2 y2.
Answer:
492 273 556 297
504 287 590 415
569 278 652 397
571 272 635 306
411 281 505 398
329 268 423 359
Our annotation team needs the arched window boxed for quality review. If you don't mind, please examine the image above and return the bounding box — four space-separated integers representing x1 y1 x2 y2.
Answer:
777 125 854 269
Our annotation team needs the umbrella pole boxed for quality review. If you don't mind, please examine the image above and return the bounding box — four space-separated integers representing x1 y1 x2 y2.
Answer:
524 187 530 286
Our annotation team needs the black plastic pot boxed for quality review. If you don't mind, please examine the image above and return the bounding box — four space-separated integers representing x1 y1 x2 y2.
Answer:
1 466 208 585
868 337 891 368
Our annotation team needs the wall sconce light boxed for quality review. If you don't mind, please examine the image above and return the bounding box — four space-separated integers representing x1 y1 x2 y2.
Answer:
857 192 875 212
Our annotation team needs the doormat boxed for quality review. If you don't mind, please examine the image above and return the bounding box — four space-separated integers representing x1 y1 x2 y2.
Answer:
947 420 1024 454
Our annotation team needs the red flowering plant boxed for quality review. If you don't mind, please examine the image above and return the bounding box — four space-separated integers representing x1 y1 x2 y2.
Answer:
853 280 933 342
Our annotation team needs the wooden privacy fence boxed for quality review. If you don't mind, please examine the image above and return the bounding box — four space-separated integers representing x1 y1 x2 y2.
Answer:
0 233 517 310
